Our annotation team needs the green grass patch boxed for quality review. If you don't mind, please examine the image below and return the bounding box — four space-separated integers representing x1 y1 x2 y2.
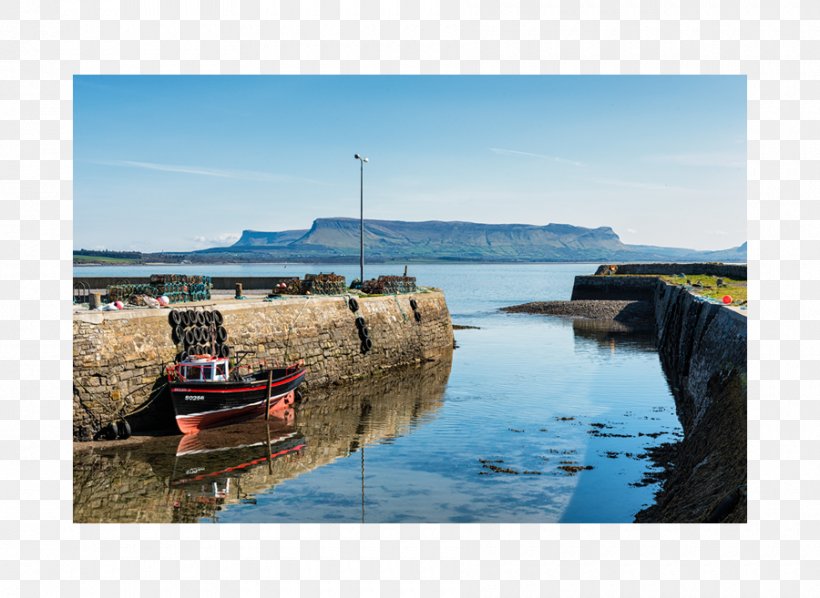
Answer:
74 255 140 264
660 274 747 305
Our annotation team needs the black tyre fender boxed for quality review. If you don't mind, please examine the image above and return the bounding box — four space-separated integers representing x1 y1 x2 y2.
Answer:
361 337 373 352
355 316 366 330
116 419 131 440
358 326 370 340
348 297 359 312
102 422 118 440
182 310 194 326
195 311 206 326
203 310 214 324
217 326 228 343
169 310 182 326
410 298 418 311
185 328 196 345
414 311 422 323
213 310 224 326
219 344 230 358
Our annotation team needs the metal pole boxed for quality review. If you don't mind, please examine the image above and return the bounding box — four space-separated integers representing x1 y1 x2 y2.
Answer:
265 370 273 420
359 159 364 285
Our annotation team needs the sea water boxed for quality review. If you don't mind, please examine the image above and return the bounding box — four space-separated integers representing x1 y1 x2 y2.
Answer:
74 263 681 523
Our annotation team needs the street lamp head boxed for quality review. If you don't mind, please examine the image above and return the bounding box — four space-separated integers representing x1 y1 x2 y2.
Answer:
363 157 369 163
354 153 360 160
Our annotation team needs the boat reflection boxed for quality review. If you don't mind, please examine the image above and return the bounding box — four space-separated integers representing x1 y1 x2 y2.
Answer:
74 355 453 523
166 413 304 522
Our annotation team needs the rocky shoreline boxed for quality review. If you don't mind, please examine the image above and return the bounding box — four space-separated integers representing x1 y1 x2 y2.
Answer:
501 299 654 331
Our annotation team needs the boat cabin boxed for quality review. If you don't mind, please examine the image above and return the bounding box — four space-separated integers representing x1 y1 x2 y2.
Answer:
178 356 230 382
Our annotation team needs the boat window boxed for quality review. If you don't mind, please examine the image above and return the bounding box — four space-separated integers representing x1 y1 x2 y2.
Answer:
202 365 213 380
215 363 226 377
183 366 200 380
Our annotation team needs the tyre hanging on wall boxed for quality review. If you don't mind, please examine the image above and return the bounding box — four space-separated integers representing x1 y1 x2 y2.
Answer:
116 419 131 440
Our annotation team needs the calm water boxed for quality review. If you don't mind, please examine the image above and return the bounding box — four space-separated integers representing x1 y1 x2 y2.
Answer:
74 263 681 523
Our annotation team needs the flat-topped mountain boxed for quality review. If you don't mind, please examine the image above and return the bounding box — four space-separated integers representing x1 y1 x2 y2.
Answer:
199 217 746 263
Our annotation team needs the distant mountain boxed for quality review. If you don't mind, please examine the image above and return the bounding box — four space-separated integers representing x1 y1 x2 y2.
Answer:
195 217 747 264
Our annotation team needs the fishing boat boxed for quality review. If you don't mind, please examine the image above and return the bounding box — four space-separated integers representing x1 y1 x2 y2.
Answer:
166 353 307 434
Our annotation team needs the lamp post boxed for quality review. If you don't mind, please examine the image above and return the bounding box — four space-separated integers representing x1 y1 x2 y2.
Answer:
354 153 368 285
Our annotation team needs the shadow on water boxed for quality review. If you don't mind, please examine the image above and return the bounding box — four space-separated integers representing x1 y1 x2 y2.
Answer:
571 319 658 354
73 354 453 523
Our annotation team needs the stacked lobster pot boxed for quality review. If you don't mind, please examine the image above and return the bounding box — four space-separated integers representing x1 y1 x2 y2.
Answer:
302 273 347 295
361 275 417 295
149 274 212 303
167 308 230 362
106 283 162 303
273 273 348 296
273 278 303 295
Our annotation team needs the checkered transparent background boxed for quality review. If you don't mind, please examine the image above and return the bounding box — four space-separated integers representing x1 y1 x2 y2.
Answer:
0 0 816 595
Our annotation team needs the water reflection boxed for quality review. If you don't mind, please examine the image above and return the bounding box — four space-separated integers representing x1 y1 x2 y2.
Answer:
571 319 658 355
74 354 452 523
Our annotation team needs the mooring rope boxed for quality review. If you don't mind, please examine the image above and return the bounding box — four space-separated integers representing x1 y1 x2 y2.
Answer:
392 294 409 323
283 295 312 362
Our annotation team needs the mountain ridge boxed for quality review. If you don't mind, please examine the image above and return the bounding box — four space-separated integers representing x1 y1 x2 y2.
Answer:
200 218 746 263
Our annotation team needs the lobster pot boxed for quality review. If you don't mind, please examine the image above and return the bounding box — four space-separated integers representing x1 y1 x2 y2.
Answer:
106 274 212 305
301 273 347 295
275 278 303 295
361 275 417 295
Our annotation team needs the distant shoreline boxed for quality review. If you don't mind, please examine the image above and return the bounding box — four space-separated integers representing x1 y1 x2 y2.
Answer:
73 259 747 269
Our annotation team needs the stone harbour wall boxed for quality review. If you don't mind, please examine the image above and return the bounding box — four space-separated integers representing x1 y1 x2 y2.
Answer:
593 262 747 280
635 280 747 523
73 291 453 440
570 275 659 301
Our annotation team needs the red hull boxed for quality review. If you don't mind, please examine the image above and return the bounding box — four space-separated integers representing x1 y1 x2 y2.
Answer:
175 390 296 434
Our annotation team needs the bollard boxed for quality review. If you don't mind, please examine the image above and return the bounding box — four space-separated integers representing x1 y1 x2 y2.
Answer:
235 283 243 299
89 292 101 310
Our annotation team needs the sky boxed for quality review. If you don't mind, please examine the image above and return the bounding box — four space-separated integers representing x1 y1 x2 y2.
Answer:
74 75 746 252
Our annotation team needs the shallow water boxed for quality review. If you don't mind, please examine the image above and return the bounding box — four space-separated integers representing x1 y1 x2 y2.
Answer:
74 263 681 523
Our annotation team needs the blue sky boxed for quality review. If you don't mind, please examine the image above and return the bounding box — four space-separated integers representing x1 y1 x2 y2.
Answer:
74 75 745 252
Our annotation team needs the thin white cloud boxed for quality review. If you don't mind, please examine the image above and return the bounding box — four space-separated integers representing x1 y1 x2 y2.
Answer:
489 148 585 167
191 232 241 247
92 159 327 184
593 177 693 193
644 153 745 169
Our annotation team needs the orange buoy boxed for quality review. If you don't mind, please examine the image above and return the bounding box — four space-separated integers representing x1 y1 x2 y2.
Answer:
722 295 733 304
